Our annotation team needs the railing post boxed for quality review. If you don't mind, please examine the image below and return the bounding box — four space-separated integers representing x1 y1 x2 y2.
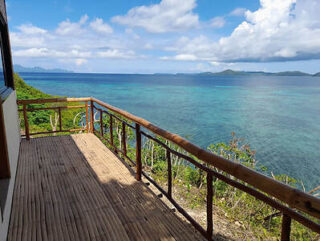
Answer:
122 122 127 156
167 149 172 199
23 104 30 140
85 101 89 133
207 173 213 241
109 115 114 147
281 214 291 241
90 99 94 133
100 110 103 136
58 107 62 132
135 123 142 181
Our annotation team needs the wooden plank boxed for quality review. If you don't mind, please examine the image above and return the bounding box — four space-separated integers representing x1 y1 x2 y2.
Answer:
135 124 142 181
122 122 127 156
281 214 292 241
85 101 89 133
8 134 205 241
23 104 30 140
109 115 114 150
58 107 62 131
100 110 103 137
207 173 213 241
17 97 91 105
90 100 94 133
24 128 86 136
167 149 172 199
18 105 86 112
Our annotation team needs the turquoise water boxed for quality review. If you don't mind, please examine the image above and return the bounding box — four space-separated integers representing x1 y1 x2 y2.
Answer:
19 72 320 190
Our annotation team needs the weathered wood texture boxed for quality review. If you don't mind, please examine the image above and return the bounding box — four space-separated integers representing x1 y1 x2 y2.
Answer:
8 133 204 241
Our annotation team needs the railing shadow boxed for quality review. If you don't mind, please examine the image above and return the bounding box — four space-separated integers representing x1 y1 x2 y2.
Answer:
67 134 235 241
10 134 235 241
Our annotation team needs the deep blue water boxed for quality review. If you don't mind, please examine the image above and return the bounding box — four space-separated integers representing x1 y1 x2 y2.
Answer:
19 72 320 190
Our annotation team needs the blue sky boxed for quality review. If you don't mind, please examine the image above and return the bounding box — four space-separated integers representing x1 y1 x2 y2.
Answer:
6 0 320 73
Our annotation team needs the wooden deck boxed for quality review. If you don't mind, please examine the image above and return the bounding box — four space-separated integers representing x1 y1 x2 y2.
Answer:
8 133 205 241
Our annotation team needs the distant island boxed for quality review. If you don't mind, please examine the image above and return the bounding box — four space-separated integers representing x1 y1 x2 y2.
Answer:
13 64 73 73
173 69 320 77
6 65 320 76
193 69 320 77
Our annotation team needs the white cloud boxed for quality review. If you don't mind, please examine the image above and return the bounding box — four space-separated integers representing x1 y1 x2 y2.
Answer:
97 49 136 59
125 28 140 39
56 15 88 35
161 54 197 61
112 0 199 33
17 24 47 34
14 48 50 57
10 0 320 72
164 0 320 63
75 58 88 65
229 8 247 17
10 32 46 48
90 18 113 34
10 14 142 66
144 43 153 50
13 48 91 58
210 17 226 28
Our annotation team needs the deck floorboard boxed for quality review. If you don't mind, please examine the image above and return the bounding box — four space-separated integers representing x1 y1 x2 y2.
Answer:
8 134 204 241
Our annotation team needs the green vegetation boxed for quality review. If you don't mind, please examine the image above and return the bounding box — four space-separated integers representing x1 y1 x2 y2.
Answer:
99 113 320 240
15 73 85 135
16 74 320 240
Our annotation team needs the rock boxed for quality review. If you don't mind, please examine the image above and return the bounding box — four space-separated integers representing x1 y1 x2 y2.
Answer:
235 221 241 227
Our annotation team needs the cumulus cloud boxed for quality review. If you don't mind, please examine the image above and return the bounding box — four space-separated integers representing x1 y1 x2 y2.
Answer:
13 48 91 58
56 15 88 35
210 17 226 28
160 54 197 61
163 0 320 63
125 28 140 40
11 0 320 72
90 18 113 34
17 24 47 34
97 49 136 59
112 0 199 33
10 14 141 67
10 32 46 48
229 8 247 17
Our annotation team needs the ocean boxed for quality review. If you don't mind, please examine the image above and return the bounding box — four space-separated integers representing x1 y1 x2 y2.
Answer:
19 72 320 190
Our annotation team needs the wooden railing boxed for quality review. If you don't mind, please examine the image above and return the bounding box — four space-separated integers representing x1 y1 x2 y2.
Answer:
18 97 320 241
17 98 92 139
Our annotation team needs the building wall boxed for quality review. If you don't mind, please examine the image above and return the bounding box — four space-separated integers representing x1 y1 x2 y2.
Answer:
0 91 20 241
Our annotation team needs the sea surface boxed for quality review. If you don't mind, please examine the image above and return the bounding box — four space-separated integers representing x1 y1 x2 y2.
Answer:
19 72 320 190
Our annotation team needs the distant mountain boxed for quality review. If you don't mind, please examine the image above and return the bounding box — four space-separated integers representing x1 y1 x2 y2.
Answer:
200 70 250 76
314 72 320 77
197 69 313 77
274 71 310 76
13 64 73 73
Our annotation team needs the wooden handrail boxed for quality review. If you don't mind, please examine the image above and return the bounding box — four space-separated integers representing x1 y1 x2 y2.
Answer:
17 97 320 240
17 97 91 105
91 97 320 219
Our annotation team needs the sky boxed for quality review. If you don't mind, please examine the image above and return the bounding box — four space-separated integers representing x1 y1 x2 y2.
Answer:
5 0 320 74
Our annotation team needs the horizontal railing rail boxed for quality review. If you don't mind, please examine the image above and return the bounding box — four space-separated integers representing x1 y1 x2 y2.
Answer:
17 97 320 241
17 98 91 139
